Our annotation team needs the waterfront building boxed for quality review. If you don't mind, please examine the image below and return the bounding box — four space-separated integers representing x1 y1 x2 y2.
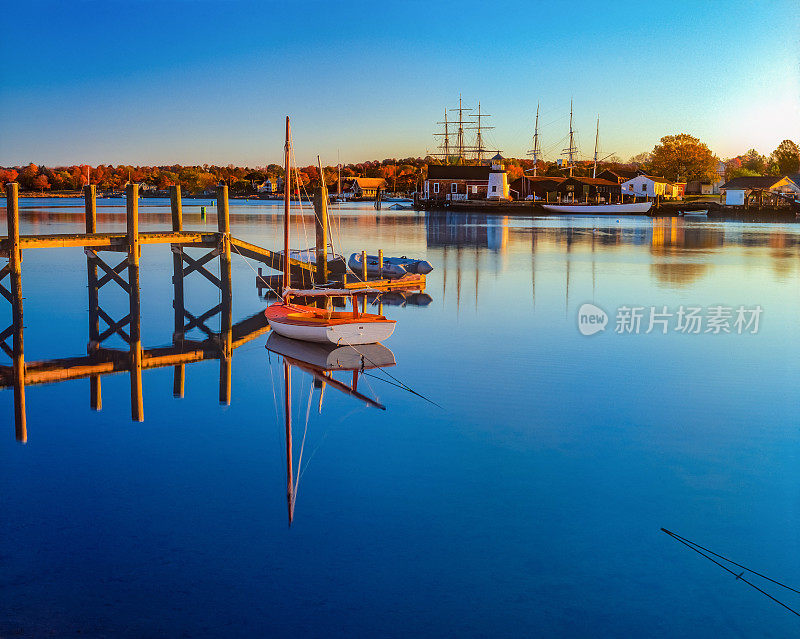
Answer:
509 176 564 200
343 177 386 199
423 164 491 202
719 175 800 206
621 175 674 198
556 176 621 202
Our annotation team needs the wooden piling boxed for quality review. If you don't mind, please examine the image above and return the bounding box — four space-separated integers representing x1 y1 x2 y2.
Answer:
378 249 383 279
217 185 232 405
6 183 26 442
313 186 329 285
84 184 101 410
170 185 185 398
361 250 367 282
127 183 143 421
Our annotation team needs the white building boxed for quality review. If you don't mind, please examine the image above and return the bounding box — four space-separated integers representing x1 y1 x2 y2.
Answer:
621 175 671 198
256 179 275 193
486 153 510 201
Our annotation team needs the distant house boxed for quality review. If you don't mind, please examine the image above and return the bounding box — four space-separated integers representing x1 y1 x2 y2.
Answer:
718 175 800 206
424 165 491 201
621 175 673 198
343 177 386 199
685 161 726 195
256 179 275 194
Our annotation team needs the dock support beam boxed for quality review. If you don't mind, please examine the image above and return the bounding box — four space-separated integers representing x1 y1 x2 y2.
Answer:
6 183 26 442
127 184 143 421
170 185 185 398
217 185 232 405
85 184 102 410
313 186 329 285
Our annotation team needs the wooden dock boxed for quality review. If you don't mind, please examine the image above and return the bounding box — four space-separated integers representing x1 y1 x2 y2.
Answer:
0 182 320 443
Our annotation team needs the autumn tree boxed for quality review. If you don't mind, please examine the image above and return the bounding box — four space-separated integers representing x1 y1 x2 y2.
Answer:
0 168 19 188
648 134 718 182
768 140 800 175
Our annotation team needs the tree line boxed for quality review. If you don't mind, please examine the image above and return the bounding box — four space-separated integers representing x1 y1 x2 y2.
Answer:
2 137 797 195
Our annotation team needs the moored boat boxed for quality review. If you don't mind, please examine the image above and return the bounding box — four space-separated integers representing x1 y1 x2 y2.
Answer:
541 202 653 214
264 117 397 346
348 253 434 277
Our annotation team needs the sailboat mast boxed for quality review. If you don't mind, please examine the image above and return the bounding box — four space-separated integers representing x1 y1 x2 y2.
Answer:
568 99 574 178
337 149 341 197
593 116 599 179
283 116 291 292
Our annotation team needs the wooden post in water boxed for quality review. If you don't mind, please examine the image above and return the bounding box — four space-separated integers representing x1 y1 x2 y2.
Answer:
170 185 185 398
217 184 232 405
361 250 367 282
126 183 143 422
84 184 101 410
6 183 26 442
378 249 383 279
313 186 329 285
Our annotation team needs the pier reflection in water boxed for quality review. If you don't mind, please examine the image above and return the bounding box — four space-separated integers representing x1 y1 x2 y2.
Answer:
3 200 800 637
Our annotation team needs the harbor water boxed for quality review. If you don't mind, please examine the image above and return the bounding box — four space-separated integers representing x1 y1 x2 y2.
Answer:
2 198 799 637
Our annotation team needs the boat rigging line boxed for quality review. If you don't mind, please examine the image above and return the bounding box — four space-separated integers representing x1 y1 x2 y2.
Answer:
661 528 800 617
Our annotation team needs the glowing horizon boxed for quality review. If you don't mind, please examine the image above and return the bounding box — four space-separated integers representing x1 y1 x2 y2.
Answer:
1 1 797 168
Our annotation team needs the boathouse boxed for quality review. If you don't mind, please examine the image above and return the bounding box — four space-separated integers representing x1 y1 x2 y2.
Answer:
596 168 644 183
556 177 620 202
509 176 564 200
423 164 491 202
344 177 386 199
719 175 800 206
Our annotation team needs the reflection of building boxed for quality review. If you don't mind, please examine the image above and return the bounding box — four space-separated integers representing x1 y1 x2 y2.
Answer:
426 212 489 247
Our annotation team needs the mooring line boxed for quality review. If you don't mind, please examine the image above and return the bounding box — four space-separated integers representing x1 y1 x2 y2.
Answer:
661 528 800 617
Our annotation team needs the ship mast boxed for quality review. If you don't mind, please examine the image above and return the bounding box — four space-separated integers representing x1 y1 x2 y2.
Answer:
592 116 599 178
472 101 493 162
433 108 451 164
526 103 541 177
450 95 472 165
562 99 578 178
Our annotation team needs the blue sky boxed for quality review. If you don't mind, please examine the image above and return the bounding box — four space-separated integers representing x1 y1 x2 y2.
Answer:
1 0 798 167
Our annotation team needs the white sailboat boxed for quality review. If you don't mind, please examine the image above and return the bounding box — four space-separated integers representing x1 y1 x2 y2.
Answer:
264 117 397 345
542 105 653 215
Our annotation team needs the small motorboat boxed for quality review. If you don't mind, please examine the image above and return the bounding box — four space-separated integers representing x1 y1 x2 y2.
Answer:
348 253 434 278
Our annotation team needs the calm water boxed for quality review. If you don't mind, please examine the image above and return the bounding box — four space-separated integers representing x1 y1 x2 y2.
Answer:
2 198 800 637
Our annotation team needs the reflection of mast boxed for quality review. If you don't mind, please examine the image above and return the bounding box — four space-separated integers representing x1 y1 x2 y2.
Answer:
531 229 536 308
456 245 462 313
284 360 294 526
474 245 479 311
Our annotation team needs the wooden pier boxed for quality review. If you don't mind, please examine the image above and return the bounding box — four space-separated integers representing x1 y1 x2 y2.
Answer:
0 182 316 442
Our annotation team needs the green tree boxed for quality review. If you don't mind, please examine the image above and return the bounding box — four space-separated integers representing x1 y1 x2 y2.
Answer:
648 134 718 182
739 148 767 174
769 139 800 175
